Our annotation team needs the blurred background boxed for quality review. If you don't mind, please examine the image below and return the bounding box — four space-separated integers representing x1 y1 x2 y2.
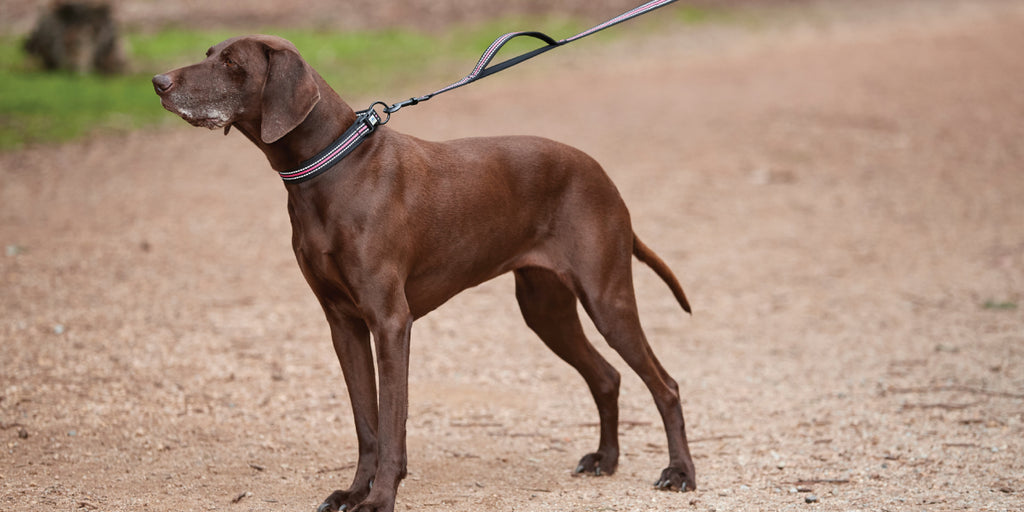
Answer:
0 0 799 150
2 1 1022 511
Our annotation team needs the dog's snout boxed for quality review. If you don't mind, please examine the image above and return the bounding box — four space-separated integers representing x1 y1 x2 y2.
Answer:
152 74 174 94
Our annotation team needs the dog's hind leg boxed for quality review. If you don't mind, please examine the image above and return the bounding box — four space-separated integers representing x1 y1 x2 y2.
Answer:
514 267 622 477
572 247 697 492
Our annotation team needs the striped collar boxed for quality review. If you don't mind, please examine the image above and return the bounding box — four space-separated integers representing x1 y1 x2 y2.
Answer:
277 107 384 184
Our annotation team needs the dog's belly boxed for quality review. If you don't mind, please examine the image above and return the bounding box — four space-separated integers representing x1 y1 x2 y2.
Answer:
402 238 556 319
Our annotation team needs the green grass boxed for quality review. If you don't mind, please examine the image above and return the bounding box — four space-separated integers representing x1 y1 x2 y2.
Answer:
0 70 163 147
0 6 723 150
982 300 1018 311
0 34 161 150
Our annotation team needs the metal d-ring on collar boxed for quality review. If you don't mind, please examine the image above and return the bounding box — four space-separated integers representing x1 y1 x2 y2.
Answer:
278 0 680 184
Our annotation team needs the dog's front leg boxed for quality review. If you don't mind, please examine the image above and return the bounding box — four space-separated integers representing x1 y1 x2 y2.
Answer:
318 312 378 512
358 306 413 512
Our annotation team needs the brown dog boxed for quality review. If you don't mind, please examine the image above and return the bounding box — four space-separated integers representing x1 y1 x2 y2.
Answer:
153 35 696 512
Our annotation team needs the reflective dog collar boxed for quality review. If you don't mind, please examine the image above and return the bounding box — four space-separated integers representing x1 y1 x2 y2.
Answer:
277 106 384 184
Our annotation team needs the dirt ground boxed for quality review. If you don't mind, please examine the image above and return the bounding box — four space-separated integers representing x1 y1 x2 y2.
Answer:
2 0 1023 511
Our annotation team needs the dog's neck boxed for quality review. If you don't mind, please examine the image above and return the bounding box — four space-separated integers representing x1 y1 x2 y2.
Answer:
234 76 358 174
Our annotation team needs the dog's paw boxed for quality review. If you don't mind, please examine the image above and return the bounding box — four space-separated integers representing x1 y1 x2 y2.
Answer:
316 490 359 512
653 466 696 492
573 451 618 477
316 500 340 512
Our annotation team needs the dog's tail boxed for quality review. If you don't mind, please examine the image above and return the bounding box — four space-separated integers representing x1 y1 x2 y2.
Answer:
633 234 692 314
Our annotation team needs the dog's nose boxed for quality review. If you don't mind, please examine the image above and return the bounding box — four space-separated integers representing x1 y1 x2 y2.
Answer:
152 74 174 94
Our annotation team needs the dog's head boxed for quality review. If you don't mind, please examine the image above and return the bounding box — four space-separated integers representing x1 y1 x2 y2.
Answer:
153 35 321 143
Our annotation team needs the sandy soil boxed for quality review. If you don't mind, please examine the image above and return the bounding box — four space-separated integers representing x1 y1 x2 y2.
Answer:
2 1 1023 511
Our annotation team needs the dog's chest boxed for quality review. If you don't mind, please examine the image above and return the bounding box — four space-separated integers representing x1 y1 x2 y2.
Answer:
286 199 361 296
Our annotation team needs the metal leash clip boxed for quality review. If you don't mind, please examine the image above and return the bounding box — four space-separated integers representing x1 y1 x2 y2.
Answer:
383 97 423 115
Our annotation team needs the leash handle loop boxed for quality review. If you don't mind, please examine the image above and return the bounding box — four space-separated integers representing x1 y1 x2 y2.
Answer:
382 0 679 115
456 31 562 85
388 31 562 111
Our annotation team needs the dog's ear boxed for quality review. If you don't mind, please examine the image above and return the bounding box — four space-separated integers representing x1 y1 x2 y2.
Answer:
260 44 321 144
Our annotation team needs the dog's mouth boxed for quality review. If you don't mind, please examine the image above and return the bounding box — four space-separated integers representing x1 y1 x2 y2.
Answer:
162 101 231 130
185 115 229 130
180 111 230 130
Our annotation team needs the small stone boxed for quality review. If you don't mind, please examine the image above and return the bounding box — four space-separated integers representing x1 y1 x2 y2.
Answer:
53 324 66 335
231 491 252 504
805 494 819 504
